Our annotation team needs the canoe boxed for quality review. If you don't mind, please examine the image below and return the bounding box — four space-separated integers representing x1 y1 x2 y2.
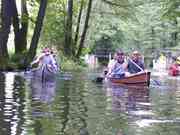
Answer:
108 71 151 87
32 64 58 81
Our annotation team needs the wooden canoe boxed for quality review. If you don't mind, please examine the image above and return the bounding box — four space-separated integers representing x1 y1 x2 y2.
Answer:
109 72 151 87
32 64 58 81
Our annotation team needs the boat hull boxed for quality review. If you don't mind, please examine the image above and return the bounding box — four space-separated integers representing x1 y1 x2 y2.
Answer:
32 65 57 81
109 72 151 87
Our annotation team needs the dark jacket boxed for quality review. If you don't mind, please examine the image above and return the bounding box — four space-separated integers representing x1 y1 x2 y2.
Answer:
127 60 144 73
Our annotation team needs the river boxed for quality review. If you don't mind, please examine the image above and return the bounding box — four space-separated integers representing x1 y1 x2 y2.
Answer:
0 70 180 135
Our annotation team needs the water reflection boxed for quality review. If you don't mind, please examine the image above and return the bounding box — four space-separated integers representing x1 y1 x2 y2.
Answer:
106 83 180 135
28 73 90 135
30 77 56 103
105 84 151 135
54 75 89 135
1 71 180 135
106 85 150 115
0 72 32 135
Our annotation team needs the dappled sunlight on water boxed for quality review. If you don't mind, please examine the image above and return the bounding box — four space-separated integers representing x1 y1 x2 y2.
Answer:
0 71 180 135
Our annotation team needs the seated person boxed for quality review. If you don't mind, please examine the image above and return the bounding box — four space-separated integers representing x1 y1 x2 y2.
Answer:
127 51 145 74
31 47 58 72
50 47 60 71
107 50 130 78
104 53 117 75
169 56 180 76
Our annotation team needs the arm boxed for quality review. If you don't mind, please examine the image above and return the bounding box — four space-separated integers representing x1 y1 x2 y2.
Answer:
140 61 145 70
31 53 45 66
48 55 59 71
107 60 116 77
122 60 128 71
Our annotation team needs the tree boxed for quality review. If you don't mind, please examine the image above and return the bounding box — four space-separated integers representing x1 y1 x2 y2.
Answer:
76 0 93 58
11 0 28 54
25 0 48 66
73 0 84 55
64 0 73 56
0 0 11 60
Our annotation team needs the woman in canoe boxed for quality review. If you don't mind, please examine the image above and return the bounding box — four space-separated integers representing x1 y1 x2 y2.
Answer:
106 50 130 78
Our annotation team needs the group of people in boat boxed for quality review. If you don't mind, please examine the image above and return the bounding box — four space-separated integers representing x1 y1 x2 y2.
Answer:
105 50 145 79
31 47 59 72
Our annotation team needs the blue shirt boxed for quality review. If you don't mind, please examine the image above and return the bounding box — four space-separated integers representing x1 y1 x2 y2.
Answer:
111 62 126 78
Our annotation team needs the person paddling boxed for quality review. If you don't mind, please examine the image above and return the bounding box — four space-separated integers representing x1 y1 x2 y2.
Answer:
106 50 130 78
127 50 145 74
31 47 58 72
104 53 117 75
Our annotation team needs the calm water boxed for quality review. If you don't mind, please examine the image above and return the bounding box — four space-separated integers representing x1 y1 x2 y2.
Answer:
0 70 180 135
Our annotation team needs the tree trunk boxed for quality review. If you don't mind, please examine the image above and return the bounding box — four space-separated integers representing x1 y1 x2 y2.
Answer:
171 19 178 47
20 0 28 52
12 0 28 54
76 0 93 58
24 0 48 66
0 0 11 59
73 0 84 56
64 0 73 56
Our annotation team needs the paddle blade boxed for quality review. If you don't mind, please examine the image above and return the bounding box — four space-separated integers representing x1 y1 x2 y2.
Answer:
150 79 161 86
94 77 104 83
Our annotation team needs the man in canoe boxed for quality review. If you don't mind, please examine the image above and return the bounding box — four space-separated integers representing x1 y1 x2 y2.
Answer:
168 56 180 76
106 50 130 78
31 47 59 72
127 50 145 74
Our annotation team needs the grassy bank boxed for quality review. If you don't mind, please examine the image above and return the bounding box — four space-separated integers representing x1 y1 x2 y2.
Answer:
57 54 87 71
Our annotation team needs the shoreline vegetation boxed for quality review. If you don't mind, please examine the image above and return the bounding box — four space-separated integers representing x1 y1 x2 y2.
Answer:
0 52 87 72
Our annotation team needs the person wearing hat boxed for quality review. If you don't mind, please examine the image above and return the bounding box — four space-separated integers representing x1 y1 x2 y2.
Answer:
169 56 180 76
127 50 145 74
106 50 130 78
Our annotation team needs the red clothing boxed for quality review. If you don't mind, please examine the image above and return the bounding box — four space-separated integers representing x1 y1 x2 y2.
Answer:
169 64 179 76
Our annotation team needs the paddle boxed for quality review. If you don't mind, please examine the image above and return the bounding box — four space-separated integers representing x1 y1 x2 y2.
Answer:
128 58 144 72
25 64 33 73
93 70 107 83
